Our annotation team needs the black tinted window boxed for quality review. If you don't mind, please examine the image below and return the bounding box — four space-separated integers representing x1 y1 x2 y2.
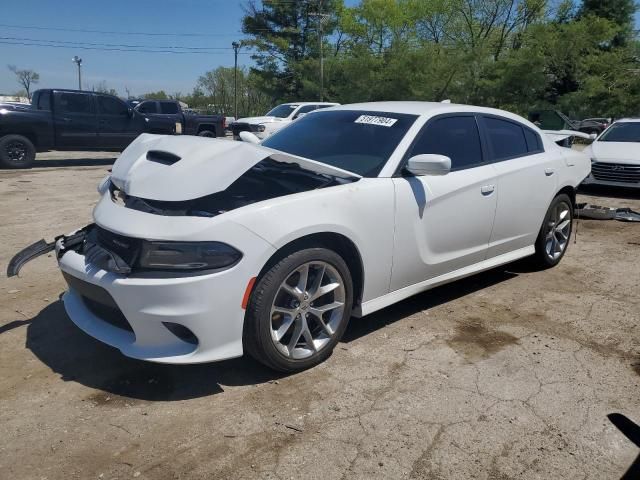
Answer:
55 92 93 114
262 110 418 177
160 102 179 114
137 101 158 114
484 117 528 160
98 96 128 116
36 91 51 110
409 116 483 170
295 105 316 117
524 128 542 152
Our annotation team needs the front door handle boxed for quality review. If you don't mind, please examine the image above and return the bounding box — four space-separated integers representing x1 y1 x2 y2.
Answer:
481 185 495 195
545 168 555 176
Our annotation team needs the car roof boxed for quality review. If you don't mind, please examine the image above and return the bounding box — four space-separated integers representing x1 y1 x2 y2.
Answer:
613 118 640 123
281 102 339 106
327 101 534 124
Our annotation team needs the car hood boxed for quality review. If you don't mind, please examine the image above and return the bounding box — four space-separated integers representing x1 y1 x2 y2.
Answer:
234 116 288 125
110 134 359 201
590 141 640 163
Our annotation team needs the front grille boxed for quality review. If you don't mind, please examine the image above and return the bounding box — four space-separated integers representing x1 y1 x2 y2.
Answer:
95 226 142 267
62 272 134 333
591 162 640 184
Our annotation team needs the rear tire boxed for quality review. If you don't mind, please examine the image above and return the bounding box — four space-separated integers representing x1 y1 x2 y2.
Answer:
197 129 216 138
532 194 573 269
0 134 36 169
243 248 353 372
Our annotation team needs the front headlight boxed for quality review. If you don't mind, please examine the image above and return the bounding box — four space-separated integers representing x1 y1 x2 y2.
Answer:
253 124 266 132
138 241 242 271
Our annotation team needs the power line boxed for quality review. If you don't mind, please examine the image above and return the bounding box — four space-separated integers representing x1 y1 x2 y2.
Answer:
0 23 245 37
0 36 238 51
0 39 253 55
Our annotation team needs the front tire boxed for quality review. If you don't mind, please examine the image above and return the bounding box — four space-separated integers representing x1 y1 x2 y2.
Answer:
532 193 573 268
0 134 36 169
243 248 353 372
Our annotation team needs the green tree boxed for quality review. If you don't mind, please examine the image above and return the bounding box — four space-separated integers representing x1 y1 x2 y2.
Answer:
141 90 169 100
242 0 344 102
578 0 637 45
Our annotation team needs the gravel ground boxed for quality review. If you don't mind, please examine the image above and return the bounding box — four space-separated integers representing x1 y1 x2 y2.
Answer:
0 151 639 480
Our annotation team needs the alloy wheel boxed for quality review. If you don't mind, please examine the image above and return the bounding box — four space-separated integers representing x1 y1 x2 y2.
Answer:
6 141 26 163
544 201 571 261
270 261 346 360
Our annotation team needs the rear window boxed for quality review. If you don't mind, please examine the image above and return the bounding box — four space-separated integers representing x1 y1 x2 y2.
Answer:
483 117 528 160
160 102 179 114
262 110 418 177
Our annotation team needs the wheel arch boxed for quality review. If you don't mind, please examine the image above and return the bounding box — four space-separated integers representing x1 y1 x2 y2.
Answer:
197 124 216 134
255 232 365 308
556 185 576 209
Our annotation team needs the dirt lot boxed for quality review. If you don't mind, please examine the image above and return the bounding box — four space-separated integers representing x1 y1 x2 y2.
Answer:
1 151 639 480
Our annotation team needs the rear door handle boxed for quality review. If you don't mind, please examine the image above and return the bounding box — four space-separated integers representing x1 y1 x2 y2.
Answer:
545 168 555 176
481 185 495 195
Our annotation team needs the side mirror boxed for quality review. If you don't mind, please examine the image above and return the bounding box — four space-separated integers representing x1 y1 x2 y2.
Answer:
589 133 597 140
406 154 451 176
294 112 307 120
239 131 261 144
128 107 134 117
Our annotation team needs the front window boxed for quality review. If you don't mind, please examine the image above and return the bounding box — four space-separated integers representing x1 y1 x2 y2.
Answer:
261 110 418 177
266 104 298 118
598 122 640 143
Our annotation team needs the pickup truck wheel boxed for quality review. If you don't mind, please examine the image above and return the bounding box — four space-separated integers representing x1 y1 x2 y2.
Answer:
0 135 36 169
197 130 216 138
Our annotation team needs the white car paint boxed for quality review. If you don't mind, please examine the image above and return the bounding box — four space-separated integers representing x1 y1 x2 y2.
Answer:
582 118 640 189
233 102 339 139
57 101 590 364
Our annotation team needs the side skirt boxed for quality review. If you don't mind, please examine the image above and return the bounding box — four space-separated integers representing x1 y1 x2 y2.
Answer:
354 245 534 317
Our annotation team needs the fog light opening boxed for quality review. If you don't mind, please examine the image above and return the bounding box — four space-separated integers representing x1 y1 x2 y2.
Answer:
162 322 198 345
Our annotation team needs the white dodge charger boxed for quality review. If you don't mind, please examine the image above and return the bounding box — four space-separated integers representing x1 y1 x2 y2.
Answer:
11 102 590 372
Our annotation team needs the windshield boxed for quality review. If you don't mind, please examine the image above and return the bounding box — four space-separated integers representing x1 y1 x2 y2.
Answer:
266 104 298 118
598 122 640 143
261 110 418 177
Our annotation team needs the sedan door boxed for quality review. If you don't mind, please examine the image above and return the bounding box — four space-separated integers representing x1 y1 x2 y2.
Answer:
53 91 97 148
390 114 498 291
479 115 558 258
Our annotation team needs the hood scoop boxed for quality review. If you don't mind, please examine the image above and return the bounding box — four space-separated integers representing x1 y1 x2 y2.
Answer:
110 133 360 202
146 150 181 165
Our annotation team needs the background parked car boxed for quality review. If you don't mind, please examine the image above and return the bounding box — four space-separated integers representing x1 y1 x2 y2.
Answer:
230 102 339 140
0 89 174 169
129 99 225 138
582 118 640 189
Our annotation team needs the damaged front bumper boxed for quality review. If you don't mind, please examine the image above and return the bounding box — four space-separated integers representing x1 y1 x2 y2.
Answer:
9 213 277 363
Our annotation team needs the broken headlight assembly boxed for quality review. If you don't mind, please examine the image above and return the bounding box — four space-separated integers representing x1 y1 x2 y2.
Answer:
138 241 242 271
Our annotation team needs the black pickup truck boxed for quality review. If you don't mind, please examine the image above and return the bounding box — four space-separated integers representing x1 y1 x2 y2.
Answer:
0 89 224 169
129 99 225 139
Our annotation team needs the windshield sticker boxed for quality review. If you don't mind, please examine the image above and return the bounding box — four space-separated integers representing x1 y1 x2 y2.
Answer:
355 115 398 127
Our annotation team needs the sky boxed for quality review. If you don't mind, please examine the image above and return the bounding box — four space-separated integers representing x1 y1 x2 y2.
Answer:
0 0 254 96
1 0 638 98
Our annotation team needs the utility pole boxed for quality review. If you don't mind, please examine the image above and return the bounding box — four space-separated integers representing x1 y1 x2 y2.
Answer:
310 11 330 102
72 56 82 90
232 41 241 119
